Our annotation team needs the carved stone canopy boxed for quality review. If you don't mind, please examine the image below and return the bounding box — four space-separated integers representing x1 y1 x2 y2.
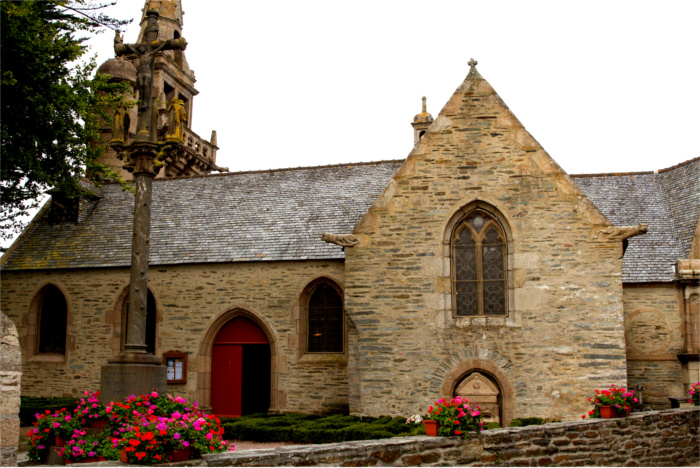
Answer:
455 372 500 403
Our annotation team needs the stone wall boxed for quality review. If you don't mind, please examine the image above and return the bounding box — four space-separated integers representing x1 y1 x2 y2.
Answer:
623 283 685 408
1 311 21 466
0 260 348 414
202 408 700 467
345 69 627 420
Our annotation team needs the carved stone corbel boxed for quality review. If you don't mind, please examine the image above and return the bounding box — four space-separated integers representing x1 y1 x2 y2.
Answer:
594 223 648 241
321 233 360 248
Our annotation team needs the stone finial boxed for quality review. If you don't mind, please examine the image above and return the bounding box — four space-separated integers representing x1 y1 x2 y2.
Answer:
422 96 427 114
321 233 360 248
468 58 478 69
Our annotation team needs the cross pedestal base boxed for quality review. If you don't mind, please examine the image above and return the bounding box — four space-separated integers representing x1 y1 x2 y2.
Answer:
100 354 167 403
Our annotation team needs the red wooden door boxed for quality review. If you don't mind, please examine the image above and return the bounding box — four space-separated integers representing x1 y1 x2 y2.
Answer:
211 317 269 417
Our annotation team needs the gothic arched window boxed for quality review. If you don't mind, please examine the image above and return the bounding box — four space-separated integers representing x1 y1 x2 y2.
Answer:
121 290 157 354
307 283 344 353
37 285 68 354
452 209 507 316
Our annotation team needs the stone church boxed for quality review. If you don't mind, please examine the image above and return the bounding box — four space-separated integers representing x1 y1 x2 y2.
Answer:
2 0 698 425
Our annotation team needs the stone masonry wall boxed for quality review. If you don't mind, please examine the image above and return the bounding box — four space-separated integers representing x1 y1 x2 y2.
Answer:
622 283 685 408
345 69 627 421
1 311 21 466
202 408 700 467
0 260 348 414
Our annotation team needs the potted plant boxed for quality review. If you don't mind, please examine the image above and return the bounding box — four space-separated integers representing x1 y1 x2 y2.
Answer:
73 390 108 428
583 385 637 418
426 397 484 437
689 382 700 406
57 434 110 464
406 414 436 436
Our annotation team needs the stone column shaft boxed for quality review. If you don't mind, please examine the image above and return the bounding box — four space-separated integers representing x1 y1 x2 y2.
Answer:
124 149 157 354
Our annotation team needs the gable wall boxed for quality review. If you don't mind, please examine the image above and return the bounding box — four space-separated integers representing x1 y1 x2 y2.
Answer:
0 259 349 413
345 74 627 421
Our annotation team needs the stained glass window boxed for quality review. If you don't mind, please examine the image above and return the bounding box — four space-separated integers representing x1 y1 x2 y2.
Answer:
308 283 344 353
452 210 506 316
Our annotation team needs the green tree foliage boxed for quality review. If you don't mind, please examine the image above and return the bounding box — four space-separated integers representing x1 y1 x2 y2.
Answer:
1 0 131 240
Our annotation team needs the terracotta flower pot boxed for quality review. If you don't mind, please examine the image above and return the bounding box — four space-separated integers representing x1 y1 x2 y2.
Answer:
169 447 191 462
89 417 108 429
599 406 616 418
424 420 438 436
120 448 129 463
55 435 67 447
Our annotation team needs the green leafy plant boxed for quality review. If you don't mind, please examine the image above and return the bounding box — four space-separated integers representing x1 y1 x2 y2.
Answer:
427 396 484 437
582 385 638 418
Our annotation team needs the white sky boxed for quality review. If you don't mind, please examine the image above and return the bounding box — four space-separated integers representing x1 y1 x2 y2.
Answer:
86 0 699 176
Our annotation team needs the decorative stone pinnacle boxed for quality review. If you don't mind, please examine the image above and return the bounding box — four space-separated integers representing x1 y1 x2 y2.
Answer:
421 96 427 113
468 58 478 69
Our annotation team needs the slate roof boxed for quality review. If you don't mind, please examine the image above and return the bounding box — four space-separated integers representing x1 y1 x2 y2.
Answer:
571 157 700 283
1 161 403 270
3 157 698 284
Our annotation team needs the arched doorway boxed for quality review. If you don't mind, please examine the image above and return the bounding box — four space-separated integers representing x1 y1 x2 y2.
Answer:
211 316 271 417
454 371 502 425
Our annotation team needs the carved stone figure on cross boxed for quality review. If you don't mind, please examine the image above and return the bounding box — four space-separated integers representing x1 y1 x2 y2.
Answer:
113 9 187 140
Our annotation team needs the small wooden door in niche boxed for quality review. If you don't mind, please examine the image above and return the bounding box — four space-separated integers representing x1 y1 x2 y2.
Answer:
455 372 502 425
211 316 270 417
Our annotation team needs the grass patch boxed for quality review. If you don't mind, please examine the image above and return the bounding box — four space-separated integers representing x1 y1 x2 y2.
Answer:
221 413 424 444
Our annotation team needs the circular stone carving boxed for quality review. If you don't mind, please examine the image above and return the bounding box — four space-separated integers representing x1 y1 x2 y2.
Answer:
625 309 672 355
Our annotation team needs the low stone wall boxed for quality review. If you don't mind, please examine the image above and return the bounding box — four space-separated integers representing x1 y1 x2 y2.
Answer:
202 408 699 467
1 311 22 466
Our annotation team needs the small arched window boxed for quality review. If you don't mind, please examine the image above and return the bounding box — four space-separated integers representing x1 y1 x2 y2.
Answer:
121 290 157 354
37 285 68 354
452 209 507 316
307 283 344 353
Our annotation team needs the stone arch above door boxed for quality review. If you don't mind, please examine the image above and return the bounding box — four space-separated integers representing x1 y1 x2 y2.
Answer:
439 358 515 427
196 308 279 414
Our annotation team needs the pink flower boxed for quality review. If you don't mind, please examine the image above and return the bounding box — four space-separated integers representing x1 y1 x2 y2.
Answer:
151 391 158 398
206 432 213 440
172 411 181 419
182 441 190 448
174 433 180 439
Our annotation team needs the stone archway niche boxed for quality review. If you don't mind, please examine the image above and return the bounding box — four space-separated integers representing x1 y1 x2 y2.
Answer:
454 372 501 424
440 358 515 427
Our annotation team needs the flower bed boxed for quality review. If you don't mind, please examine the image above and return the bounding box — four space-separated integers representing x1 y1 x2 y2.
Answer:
26 390 234 465
690 382 700 406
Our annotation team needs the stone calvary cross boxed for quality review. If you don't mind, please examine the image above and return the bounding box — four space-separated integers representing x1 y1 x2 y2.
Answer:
101 10 187 402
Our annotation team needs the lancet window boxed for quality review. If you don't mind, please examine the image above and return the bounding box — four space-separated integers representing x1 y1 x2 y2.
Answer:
307 283 344 353
37 285 68 354
452 209 507 316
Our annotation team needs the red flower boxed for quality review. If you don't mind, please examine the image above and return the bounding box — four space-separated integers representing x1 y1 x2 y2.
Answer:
455 430 462 435
129 439 140 447
581 415 586 419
